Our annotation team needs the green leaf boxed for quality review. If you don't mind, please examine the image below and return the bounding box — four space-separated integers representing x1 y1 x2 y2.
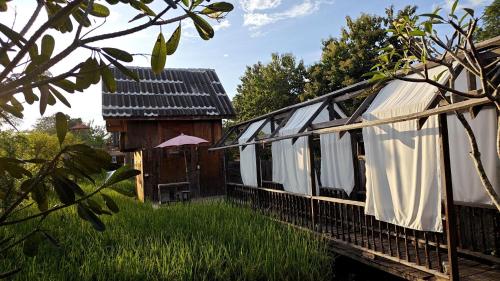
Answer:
166 25 181 55
90 58 101 84
0 22 27 47
41 34 55 60
151 32 167 74
463 8 474 17
192 0 203 8
409 29 426 36
0 103 23 119
451 0 458 15
77 204 106 231
103 166 141 187
128 13 148 23
76 58 97 90
22 87 38 104
164 0 178 9
72 8 91 27
203 2 234 13
129 0 156 16
102 47 133 62
10 96 23 112
85 3 110 17
424 22 432 34
0 51 9 67
181 0 190 7
369 72 388 82
188 11 214 40
52 79 76 93
41 231 60 248
49 86 71 108
419 13 444 21
100 60 116 93
39 85 50 115
101 194 119 213
433 69 447 82
0 0 7 12
52 175 75 204
23 232 43 257
55 112 68 145
103 54 139 81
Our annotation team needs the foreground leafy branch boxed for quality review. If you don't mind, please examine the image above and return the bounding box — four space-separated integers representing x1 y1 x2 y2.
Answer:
370 0 499 210
0 0 234 277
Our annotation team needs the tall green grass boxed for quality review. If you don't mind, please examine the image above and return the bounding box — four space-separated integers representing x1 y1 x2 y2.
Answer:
1 191 332 281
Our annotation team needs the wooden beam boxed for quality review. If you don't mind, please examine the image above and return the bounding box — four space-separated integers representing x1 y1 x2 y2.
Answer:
230 122 252 145
310 118 351 130
465 70 485 119
213 126 236 147
291 98 330 144
226 80 372 130
417 95 443 130
339 92 378 139
208 97 492 151
268 108 297 139
437 113 459 281
315 97 491 135
241 118 271 151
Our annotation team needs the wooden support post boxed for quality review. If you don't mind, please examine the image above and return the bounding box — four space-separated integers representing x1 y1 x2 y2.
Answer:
255 143 262 188
438 113 459 280
350 132 360 199
222 149 228 197
308 135 317 230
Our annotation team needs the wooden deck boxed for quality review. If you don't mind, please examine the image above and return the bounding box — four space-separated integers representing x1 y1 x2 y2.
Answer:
227 183 500 281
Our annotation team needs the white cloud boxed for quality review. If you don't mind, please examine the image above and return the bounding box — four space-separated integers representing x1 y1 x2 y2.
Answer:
241 0 333 35
223 54 229 57
213 20 231 31
240 0 282 12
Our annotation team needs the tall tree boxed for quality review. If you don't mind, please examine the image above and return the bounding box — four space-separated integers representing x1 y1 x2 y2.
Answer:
475 0 500 41
233 53 308 122
303 6 417 112
32 113 82 134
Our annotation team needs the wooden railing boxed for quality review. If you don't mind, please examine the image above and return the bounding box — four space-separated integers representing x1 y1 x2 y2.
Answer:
226 183 500 279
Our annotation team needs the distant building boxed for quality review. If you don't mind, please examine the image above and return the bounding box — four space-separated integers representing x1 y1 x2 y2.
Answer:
102 67 235 202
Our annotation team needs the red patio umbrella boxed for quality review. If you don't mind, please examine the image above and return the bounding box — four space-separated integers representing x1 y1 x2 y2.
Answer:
155 133 208 182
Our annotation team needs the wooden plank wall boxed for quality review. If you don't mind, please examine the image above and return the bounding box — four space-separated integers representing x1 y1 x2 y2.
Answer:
122 119 224 201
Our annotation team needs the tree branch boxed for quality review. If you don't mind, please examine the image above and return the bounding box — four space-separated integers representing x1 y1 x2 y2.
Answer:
0 0 85 82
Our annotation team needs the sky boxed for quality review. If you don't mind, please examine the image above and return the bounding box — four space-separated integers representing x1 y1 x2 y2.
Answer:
0 0 492 130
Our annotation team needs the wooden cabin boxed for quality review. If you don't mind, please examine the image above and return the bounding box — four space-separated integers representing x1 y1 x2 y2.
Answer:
102 67 235 202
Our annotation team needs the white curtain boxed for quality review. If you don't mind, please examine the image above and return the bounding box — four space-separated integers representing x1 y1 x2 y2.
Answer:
363 66 448 232
272 103 327 195
238 119 266 187
446 69 500 204
320 132 355 195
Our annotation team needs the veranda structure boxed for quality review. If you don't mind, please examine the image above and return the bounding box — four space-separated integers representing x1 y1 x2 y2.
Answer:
210 37 500 281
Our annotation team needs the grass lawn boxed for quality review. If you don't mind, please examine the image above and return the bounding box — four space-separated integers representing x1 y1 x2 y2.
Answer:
0 187 332 281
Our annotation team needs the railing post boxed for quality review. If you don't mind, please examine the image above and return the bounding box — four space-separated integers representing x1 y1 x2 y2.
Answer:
438 113 459 280
308 135 317 230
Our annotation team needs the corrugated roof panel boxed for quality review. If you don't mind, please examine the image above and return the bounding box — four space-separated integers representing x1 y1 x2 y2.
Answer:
102 67 235 118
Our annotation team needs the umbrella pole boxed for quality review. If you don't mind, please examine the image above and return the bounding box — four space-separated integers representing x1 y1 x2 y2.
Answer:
183 148 188 182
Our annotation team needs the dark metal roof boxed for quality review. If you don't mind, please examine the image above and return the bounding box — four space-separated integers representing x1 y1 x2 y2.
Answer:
102 67 235 119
